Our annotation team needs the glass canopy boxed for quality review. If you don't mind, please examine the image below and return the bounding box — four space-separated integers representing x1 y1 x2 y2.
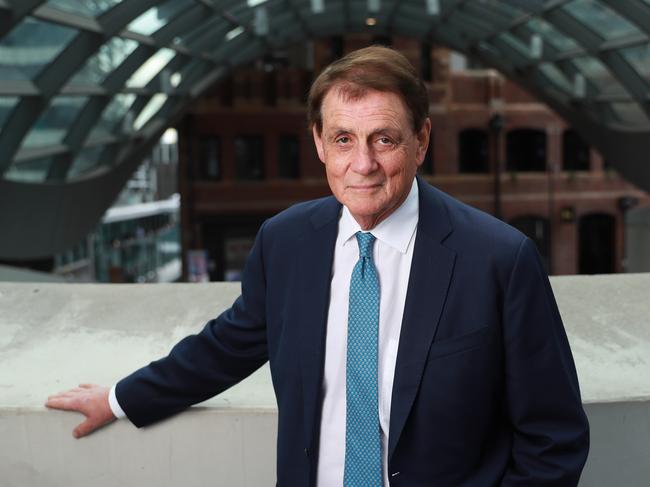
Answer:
1 0 650 184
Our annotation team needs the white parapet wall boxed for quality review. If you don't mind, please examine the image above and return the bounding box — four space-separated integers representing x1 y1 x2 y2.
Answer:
1 276 649 486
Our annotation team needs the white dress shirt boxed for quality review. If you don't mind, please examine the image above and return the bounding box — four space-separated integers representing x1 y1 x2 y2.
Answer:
317 180 418 486
110 180 420 487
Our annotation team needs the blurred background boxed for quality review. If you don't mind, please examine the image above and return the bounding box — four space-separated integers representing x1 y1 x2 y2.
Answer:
2 0 650 283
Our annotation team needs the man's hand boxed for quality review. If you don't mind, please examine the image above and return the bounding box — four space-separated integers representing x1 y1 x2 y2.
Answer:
46 383 116 438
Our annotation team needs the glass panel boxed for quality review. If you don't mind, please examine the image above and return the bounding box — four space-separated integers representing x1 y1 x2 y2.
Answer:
126 48 175 88
133 94 168 130
277 134 300 179
563 129 590 171
610 102 649 125
0 17 77 81
464 0 525 24
127 0 193 36
69 37 138 85
478 41 504 60
5 157 53 183
173 17 229 50
506 129 547 172
164 58 206 90
497 32 530 58
198 136 221 180
0 96 19 130
523 18 579 52
68 146 105 178
563 0 641 40
448 10 494 39
573 56 627 96
620 44 650 84
458 129 488 173
234 135 264 180
89 94 136 138
22 96 87 148
47 0 123 17
539 63 573 94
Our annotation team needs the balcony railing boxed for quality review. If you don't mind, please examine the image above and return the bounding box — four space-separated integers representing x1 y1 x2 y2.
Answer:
1 276 649 486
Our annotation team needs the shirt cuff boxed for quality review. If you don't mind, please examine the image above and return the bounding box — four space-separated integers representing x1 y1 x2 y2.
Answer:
108 384 126 419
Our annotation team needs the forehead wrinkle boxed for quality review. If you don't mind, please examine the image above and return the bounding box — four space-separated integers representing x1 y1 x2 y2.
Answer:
321 89 414 141
324 109 404 132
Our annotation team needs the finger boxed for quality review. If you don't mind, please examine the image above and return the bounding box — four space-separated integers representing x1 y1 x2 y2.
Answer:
46 396 83 412
78 383 97 389
73 418 97 438
46 390 78 404
48 389 77 398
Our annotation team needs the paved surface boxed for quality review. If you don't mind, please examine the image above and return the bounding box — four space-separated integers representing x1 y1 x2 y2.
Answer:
2 275 650 409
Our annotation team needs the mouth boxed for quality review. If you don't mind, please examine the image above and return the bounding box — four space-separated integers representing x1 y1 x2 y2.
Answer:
347 183 382 192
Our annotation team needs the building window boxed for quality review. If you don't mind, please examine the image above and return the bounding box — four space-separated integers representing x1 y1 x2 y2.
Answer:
234 135 265 180
199 136 221 180
563 129 590 171
579 213 615 274
330 36 343 61
458 128 488 173
278 134 300 179
506 128 546 172
420 42 432 82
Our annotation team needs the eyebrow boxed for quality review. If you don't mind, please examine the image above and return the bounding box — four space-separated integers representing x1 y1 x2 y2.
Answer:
327 126 401 138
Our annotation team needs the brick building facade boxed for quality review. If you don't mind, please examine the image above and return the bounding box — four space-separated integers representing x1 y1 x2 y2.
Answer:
177 37 650 280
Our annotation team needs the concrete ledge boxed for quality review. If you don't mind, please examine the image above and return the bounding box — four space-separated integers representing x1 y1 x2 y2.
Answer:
1 276 649 486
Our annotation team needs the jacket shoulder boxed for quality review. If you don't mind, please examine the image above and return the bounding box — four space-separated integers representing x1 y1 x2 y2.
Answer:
430 185 526 252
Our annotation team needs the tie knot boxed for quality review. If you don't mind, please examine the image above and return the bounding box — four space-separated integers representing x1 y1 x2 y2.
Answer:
355 232 376 259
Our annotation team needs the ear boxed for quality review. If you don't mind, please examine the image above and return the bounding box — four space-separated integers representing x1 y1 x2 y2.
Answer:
312 124 325 163
415 118 432 166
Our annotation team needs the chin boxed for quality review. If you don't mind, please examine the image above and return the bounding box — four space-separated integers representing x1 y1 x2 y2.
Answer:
348 205 383 220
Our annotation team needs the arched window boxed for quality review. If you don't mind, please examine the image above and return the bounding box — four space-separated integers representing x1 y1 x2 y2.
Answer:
509 215 551 272
579 213 616 274
506 128 546 172
458 128 488 173
563 129 590 171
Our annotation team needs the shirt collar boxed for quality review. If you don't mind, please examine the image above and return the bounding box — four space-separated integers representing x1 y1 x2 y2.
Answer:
338 178 419 254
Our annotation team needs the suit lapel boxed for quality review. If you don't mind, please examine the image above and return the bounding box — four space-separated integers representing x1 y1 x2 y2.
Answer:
388 179 456 460
296 197 340 450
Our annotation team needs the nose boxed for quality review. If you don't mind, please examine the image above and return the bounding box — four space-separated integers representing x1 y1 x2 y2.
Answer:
350 142 377 175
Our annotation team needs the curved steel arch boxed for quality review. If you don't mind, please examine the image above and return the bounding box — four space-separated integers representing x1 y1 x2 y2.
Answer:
2 0 650 259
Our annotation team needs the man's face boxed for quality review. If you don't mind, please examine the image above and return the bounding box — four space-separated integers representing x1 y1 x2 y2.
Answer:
313 87 430 230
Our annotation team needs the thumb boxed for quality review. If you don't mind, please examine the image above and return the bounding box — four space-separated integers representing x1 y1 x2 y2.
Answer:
73 418 97 439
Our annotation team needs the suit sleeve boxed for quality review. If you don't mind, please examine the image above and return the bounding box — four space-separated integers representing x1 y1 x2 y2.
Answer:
115 221 270 427
501 238 589 486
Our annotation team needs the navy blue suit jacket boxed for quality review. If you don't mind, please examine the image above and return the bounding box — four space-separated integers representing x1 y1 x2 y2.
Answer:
117 178 589 486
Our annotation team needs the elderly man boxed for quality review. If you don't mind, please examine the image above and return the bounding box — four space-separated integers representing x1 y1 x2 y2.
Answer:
48 46 589 486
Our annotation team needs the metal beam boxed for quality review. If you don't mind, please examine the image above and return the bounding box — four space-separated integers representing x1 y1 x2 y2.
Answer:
0 97 46 174
600 0 650 38
32 4 102 32
545 8 648 116
285 0 313 38
97 0 161 36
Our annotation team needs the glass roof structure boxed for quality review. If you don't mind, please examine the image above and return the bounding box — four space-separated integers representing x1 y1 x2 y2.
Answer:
1 0 650 259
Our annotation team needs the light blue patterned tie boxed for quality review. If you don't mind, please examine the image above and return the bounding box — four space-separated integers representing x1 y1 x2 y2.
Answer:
344 231 382 487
